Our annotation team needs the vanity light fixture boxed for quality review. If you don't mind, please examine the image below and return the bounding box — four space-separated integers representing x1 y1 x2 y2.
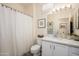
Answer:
51 4 72 14
67 4 71 8
48 11 53 14
56 8 60 11
52 9 55 12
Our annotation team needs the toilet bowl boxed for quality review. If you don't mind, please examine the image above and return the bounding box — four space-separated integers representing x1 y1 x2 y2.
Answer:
30 38 42 56
31 45 40 56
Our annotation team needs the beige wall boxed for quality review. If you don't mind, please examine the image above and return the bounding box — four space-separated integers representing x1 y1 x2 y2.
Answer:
35 4 47 37
3 3 33 17
32 4 47 43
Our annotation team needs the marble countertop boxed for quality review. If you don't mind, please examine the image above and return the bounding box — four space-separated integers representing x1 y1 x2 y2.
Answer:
42 35 79 47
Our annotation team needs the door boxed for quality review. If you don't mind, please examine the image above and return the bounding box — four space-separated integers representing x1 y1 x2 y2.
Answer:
42 41 53 56
53 43 69 56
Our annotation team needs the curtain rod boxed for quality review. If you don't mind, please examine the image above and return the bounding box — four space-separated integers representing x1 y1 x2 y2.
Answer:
0 3 33 17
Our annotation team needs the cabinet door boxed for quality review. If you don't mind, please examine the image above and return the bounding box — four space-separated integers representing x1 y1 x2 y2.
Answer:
53 43 69 56
69 47 79 56
42 41 53 56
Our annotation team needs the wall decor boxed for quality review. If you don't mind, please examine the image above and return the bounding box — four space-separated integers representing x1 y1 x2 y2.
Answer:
47 21 53 34
38 18 46 28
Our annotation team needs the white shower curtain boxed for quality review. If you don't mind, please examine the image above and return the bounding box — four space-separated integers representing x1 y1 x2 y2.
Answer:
0 6 11 56
0 4 33 56
10 9 17 56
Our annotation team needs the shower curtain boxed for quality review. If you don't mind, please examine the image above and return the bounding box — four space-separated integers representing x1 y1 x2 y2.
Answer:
0 4 33 56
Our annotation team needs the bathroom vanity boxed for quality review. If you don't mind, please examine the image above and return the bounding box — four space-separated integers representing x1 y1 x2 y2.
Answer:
42 35 79 56
42 5 79 56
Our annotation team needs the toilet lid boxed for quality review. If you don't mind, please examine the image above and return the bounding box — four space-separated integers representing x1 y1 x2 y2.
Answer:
31 45 40 50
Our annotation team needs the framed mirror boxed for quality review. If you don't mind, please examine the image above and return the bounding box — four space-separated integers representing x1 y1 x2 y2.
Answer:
47 14 53 34
47 21 53 34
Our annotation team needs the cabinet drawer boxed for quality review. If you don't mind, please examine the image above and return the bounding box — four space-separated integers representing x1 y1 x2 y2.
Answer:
70 47 79 55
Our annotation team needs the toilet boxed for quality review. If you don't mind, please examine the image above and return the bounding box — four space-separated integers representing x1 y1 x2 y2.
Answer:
31 38 42 56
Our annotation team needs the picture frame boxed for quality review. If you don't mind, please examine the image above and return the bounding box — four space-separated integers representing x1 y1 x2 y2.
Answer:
38 18 46 28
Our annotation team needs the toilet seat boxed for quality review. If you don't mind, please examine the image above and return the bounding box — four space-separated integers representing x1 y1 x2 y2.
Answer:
31 45 40 51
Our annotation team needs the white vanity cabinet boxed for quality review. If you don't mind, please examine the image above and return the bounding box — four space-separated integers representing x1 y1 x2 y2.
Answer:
42 41 54 56
42 36 79 56
42 40 69 56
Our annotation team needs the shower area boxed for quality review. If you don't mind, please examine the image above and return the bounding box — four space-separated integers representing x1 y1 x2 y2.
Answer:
0 4 33 56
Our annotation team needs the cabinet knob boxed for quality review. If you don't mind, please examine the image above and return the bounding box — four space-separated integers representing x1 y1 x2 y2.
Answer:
54 45 55 50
